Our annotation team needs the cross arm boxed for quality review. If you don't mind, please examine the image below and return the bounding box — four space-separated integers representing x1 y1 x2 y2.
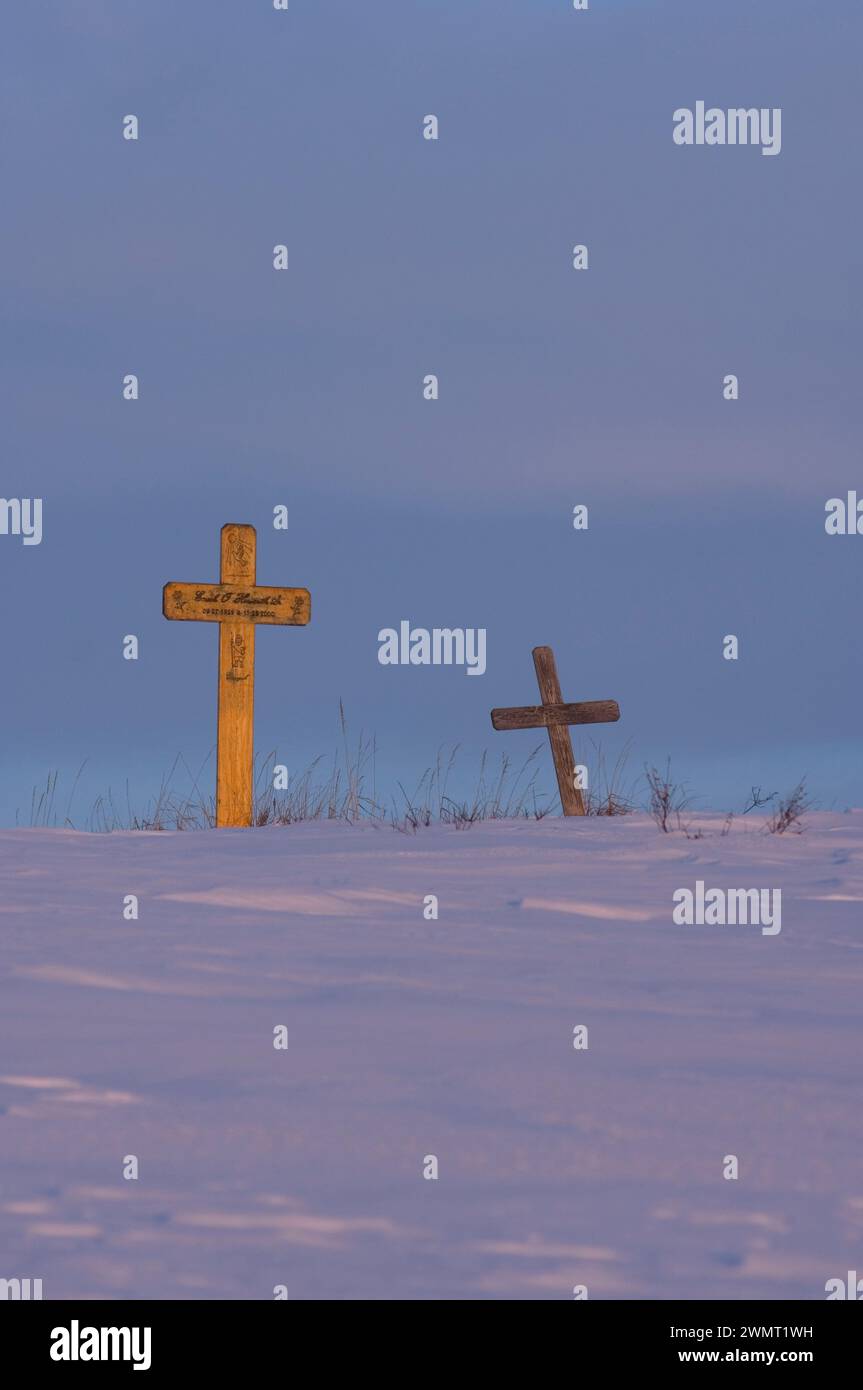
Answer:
163 583 311 625
490 700 620 731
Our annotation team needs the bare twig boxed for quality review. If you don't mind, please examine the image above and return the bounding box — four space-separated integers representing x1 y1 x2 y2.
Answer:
766 779 812 834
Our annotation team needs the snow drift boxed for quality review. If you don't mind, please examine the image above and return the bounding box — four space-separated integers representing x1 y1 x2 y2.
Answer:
1 812 861 1300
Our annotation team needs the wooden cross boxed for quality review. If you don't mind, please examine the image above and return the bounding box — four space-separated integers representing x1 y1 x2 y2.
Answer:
163 523 311 828
490 646 620 815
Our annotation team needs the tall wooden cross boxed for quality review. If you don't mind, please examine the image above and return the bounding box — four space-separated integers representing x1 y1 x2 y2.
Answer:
163 523 311 827
490 646 620 815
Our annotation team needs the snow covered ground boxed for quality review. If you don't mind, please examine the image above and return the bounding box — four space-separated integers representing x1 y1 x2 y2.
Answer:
1 812 861 1301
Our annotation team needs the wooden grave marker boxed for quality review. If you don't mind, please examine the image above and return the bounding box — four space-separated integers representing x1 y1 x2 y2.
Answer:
163 523 311 827
490 646 620 815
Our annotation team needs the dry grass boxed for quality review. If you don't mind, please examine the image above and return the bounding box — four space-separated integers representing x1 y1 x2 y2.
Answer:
766 779 812 834
644 758 693 832
24 706 558 832
637 763 814 836
22 716 811 836
581 739 637 816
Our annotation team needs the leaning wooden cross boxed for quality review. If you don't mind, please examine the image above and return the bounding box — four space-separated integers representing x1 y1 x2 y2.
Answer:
491 646 620 815
163 523 311 827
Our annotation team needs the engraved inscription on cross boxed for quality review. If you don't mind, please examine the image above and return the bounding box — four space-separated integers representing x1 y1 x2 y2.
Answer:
163 523 311 828
490 645 620 816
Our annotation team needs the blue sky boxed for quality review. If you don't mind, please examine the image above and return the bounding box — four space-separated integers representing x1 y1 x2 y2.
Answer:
1 0 860 823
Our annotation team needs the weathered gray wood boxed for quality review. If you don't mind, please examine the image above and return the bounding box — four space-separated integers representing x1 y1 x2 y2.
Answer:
489 645 622 817
532 646 586 816
490 700 620 731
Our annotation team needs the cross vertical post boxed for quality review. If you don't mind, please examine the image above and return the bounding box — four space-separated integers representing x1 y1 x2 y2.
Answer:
532 645 585 815
217 524 256 827
162 521 311 829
